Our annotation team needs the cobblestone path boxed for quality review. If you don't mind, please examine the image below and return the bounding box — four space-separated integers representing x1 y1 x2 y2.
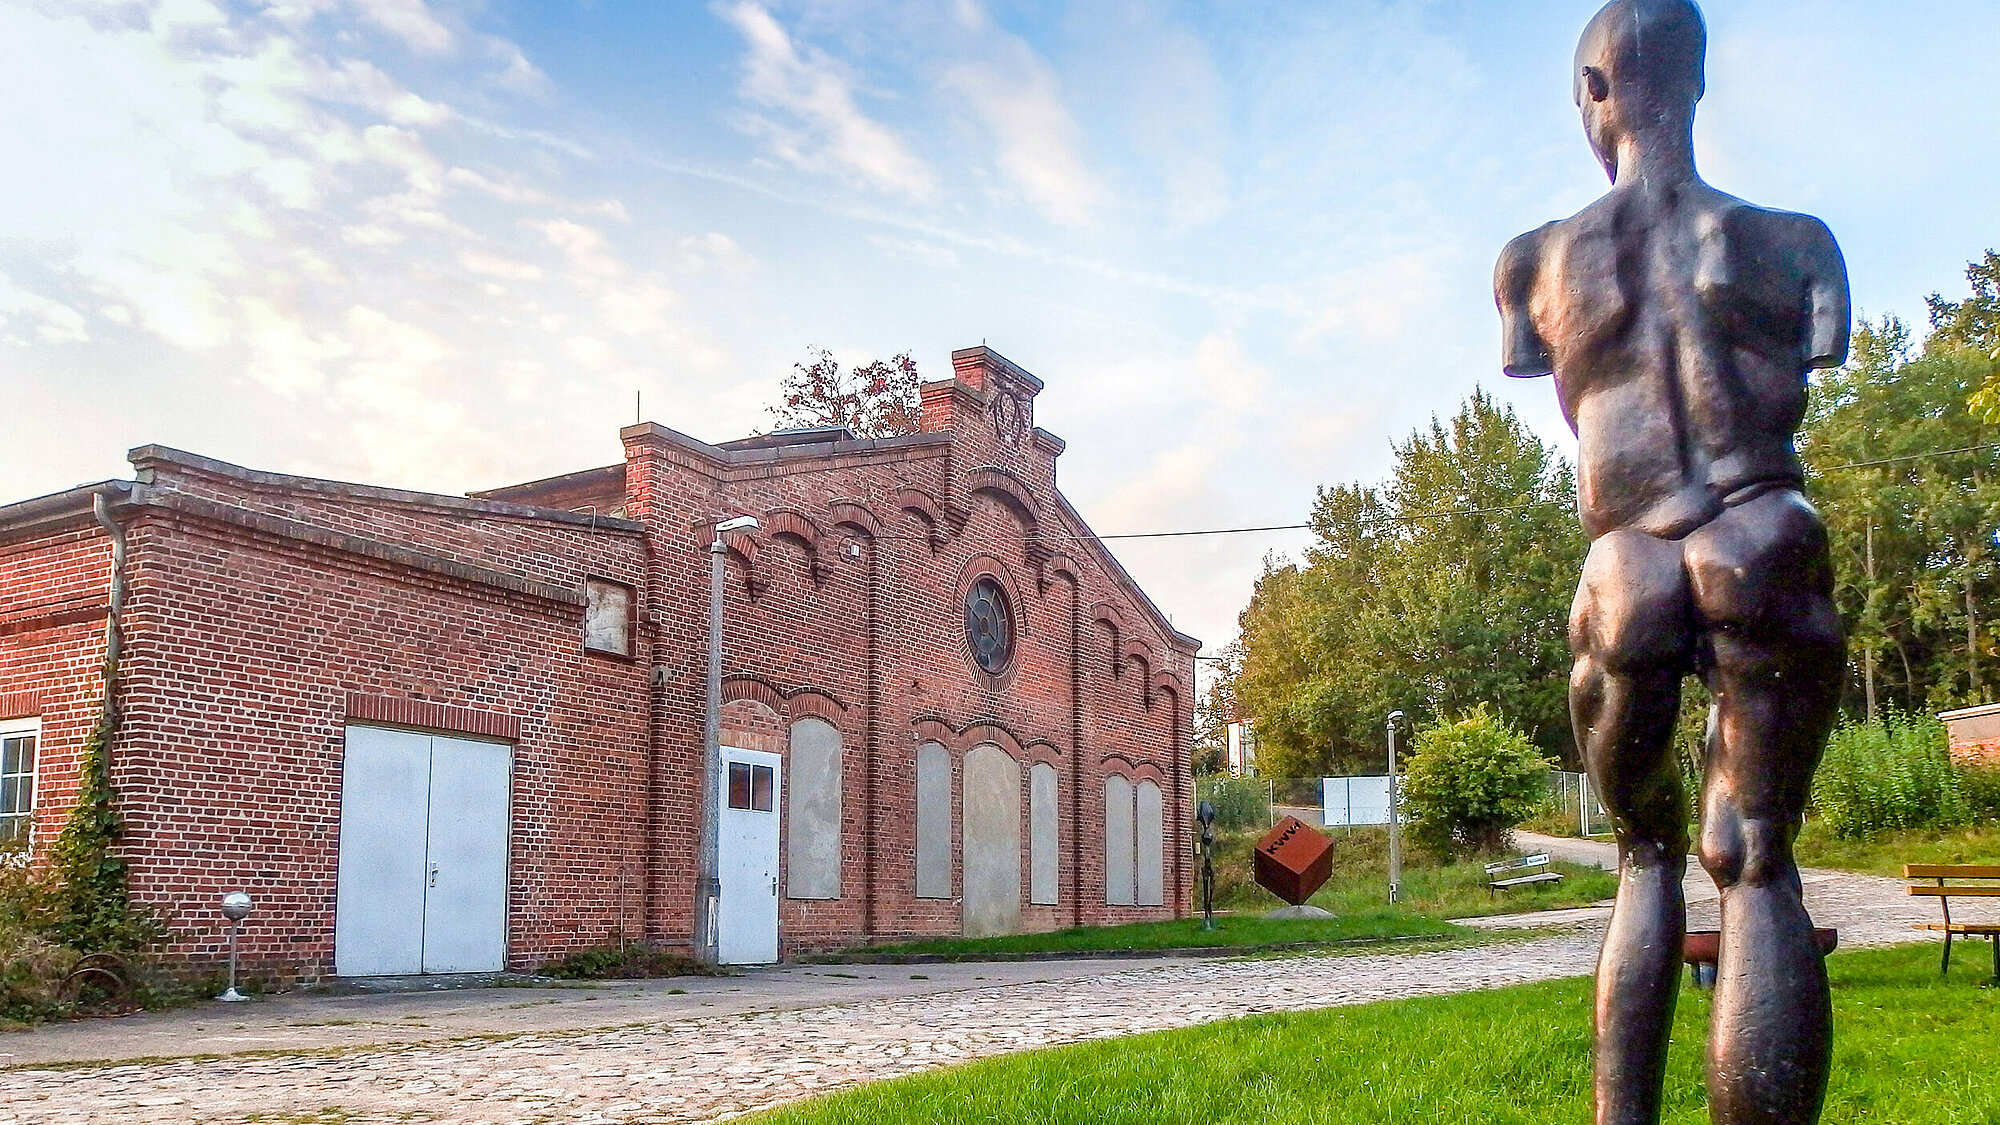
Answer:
1 935 1599 1125
2 859 1962 1125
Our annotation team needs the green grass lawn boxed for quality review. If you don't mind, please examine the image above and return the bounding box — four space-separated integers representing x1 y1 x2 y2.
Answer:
1793 818 2000 877
749 944 1999 1125
852 911 1464 958
844 828 1613 960
1211 826 1619 920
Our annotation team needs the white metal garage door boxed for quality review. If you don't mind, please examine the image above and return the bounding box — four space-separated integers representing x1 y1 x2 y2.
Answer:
334 725 512 977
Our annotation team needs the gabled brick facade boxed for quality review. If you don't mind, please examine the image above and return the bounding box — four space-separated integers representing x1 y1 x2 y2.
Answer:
0 347 1197 979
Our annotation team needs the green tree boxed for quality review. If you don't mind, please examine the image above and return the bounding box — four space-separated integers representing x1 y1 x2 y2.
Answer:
1802 313 2000 713
1230 390 1582 776
1191 647 1239 776
1401 705 1554 855
1938 250 2000 420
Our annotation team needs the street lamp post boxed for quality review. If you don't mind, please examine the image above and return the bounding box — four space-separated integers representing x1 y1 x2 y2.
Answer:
217 891 252 1002
694 515 759 967
1386 711 1405 906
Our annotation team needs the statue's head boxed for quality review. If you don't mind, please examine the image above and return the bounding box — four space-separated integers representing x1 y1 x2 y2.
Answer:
1574 0 1706 179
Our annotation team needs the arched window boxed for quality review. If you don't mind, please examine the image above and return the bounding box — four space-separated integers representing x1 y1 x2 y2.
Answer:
1104 774 1134 906
1029 762 1058 905
786 718 842 900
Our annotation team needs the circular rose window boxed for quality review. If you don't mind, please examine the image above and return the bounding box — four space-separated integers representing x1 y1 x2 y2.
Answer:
964 576 1015 675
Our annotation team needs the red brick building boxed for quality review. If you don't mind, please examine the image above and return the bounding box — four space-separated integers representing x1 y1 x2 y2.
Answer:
0 347 1197 979
1941 703 2000 766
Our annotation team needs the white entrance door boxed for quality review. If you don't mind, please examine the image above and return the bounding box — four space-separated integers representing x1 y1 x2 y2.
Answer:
334 726 431 976
335 726 512 976
420 736 513 973
717 746 781 964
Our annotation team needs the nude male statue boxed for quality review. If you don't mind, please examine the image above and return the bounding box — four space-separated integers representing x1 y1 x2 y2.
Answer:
1494 2 1848 1123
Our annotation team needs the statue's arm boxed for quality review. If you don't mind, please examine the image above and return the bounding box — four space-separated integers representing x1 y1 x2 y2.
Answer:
1495 228 1554 377
1801 216 1850 370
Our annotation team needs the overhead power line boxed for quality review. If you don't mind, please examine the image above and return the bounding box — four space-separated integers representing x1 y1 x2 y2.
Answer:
810 442 1998 546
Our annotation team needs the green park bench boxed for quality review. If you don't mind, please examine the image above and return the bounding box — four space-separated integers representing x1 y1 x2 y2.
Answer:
1486 853 1562 892
1905 864 2000 984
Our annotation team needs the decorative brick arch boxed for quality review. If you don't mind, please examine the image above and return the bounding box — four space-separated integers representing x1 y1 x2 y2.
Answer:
958 720 1031 761
786 687 849 726
1037 550 1079 592
721 673 786 714
960 467 1042 541
1101 753 1168 786
892 488 947 553
719 696 785 756
763 508 822 552
763 508 829 587
824 501 881 539
1121 642 1155 707
721 674 853 720
716 525 767 599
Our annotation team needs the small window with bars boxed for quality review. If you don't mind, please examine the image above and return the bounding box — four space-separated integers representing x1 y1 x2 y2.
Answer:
0 721 37 845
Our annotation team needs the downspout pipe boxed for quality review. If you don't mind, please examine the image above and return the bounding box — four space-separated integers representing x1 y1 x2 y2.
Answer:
90 487 129 769
92 490 127 669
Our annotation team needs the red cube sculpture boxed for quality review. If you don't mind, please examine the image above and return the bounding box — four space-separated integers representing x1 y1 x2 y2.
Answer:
1253 815 1334 906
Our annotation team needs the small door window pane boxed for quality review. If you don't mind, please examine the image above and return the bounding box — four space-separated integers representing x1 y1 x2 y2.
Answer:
751 765 775 812
728 761 753 809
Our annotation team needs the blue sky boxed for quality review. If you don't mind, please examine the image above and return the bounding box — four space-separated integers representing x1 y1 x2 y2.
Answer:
3 0 1998 655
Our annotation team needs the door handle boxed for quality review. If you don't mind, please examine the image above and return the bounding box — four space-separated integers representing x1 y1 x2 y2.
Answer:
770 876 778 896
430 864 439 888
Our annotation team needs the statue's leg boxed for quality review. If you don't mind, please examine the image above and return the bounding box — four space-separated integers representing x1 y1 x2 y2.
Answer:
1686 492 1844 1125
1572 530 1695 1125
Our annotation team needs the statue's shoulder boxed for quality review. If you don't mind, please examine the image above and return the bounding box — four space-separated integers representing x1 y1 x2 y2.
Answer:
1706 194 1841 264
1497 217 1564 274
1496 219 1567 299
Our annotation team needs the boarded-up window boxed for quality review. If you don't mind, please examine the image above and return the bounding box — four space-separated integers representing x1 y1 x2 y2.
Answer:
786 718 842 899
583 578 633 656
1135 779 1165 907
915 742 951 899
962 744 1021 937
1104 775 1134 906
1029 762 1058 905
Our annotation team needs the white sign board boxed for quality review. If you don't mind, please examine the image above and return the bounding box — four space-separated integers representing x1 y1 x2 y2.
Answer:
1321 775 1392 827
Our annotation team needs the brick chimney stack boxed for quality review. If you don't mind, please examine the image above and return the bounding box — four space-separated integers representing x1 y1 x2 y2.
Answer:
919 345 1044 436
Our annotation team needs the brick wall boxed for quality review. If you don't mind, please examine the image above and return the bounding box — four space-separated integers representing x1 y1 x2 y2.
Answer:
0 346 1196 976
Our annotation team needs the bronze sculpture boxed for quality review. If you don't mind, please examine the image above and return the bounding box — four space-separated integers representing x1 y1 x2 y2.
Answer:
1494 2 1847 1122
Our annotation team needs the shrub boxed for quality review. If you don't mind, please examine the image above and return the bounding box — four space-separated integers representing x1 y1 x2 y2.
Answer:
0 917 77 1026
1401 705 1554 855
1963 764 2000 824
1198 776 1271 833
1811 712 1967 838
538 943 719 980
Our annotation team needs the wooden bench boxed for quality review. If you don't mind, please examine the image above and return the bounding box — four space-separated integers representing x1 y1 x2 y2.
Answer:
1683 928 1837 990
1486 853 1563 891
1904 864 2000 984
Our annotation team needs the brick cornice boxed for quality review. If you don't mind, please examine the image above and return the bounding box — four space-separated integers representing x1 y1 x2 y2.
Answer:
0 603 108 639
130 491 585 609
345 694 521 742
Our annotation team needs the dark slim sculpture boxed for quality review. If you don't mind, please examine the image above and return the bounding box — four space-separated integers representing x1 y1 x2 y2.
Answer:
1494 2 1848 1123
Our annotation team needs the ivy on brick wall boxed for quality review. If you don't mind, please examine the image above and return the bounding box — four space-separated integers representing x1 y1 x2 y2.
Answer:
45 665 161 954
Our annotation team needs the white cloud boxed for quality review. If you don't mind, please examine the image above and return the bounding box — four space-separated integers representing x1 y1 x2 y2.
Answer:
713 1 937 201
941 42 1104 227
0 282 89 347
